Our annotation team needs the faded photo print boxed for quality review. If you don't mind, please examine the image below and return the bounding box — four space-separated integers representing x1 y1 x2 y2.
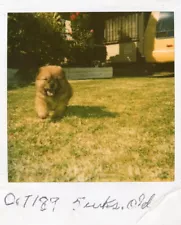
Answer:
8 12 174 182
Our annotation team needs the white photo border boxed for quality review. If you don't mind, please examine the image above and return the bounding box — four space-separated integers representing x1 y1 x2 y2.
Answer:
0 0 180 186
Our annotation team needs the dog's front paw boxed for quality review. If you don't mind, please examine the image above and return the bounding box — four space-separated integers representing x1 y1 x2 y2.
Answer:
37 112 48 119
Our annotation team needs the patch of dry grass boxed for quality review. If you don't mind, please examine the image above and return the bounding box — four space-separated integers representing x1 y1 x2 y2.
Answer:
8 76 174 182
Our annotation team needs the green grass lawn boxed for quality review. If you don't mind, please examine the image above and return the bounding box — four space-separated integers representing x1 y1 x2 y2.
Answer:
8 76 174 182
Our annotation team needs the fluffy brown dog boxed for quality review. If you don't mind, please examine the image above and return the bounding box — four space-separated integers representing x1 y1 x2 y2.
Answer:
35 65 73 119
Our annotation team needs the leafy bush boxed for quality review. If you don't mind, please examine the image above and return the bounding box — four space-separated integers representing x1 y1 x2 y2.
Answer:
8 13 67 70
8 12 107 76
66 13 107 66
66 44 107 67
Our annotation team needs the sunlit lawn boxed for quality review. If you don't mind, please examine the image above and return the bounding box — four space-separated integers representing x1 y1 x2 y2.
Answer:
8 76 174 182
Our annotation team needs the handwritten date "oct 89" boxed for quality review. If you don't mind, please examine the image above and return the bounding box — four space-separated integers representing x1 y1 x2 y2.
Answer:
4 193 59 212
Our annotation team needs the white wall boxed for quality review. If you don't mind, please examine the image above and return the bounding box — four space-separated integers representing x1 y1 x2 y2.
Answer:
106 42 138 63
106 44 120 61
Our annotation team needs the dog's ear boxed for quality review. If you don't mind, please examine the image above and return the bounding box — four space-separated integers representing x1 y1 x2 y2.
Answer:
55 66 65 79
62 69 66 78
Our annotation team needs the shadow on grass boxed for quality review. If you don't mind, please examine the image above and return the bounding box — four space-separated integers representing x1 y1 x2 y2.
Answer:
68 105 119 118
51 105 119 122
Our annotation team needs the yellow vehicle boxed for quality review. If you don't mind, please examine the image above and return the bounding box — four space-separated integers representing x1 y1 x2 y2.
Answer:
103 11 174 73
144 11 174 64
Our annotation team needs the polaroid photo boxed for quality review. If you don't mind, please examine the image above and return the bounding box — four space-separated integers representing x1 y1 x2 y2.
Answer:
0 0 181 224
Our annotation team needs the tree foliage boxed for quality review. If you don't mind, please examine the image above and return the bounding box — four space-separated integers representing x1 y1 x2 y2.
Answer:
8 12 107 72
70 13 94 49
66 12 106 66
8 13 67 69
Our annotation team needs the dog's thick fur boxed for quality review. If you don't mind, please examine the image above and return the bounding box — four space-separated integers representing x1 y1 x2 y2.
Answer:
35 65 73 119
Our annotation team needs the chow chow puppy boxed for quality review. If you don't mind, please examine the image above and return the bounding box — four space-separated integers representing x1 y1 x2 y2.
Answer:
35 65 73 119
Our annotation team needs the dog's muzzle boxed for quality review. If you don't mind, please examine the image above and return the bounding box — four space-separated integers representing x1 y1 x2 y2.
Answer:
44 88 55 97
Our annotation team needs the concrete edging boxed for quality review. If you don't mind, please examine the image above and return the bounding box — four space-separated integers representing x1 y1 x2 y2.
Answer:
7 67 113 83
64 67 113 80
